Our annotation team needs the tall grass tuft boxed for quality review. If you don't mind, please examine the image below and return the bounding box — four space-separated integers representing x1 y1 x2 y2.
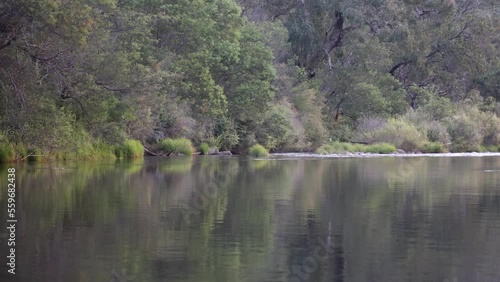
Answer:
0 143 15 162
115 139 144 159
199 143 209 155
363 143 396 154
316 141 396 154
249 144 269 157
0 142 32 162
159 138 194 156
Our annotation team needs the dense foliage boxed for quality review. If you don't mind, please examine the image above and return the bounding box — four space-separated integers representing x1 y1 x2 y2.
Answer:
0 0 499 160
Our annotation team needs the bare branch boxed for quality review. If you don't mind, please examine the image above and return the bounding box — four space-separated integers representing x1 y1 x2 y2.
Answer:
16 46 67 62
389 60 414 76
449 21 470 40
324 48 333 71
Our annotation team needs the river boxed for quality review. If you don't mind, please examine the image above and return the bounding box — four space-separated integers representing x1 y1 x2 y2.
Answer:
1 154 500 281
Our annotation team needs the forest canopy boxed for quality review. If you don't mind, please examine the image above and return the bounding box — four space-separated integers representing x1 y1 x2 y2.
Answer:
0 0 499 160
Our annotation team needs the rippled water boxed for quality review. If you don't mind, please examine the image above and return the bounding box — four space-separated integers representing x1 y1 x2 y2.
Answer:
1 155 500 282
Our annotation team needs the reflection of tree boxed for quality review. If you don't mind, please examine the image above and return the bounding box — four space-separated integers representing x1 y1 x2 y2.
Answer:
1 160 163 281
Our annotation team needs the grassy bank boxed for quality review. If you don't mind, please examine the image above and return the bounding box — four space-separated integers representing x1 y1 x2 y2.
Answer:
114 139 144 159
0 139 145 163
315 140 499 155
316 142 396 154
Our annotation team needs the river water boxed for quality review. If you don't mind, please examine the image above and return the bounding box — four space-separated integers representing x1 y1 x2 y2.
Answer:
1 154 500 282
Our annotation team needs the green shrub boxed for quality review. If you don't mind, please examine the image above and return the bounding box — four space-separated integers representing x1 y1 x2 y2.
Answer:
159 138 194 156
478 112 500 146
249 144 269 157
199 143 209 155
212 116 239 150
330 120 356 144
291 86 328 149
303 114 328 148
426 121 451 144
420 95 455 121
115 139 144 159
446 105 500 151
0 143 15 162
364 119 427 152
258 103 295 150
446 115 482 152
421 142 446 153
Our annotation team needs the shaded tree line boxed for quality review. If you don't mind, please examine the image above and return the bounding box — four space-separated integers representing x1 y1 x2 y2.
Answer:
0 0 499 159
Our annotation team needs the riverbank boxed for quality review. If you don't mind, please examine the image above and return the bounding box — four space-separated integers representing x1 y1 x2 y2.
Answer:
271 152 500 159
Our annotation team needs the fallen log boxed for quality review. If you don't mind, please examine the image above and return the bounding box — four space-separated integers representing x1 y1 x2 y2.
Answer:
17 154 45 162
144 147 159 156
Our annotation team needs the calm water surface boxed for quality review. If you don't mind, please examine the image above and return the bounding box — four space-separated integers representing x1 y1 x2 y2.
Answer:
1 155 500 282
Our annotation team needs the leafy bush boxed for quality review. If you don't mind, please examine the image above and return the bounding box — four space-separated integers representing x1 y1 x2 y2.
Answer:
426 121 451 144
249 144 269 157
420 95 455 121
290 86 327 149
159 138 194 156
329 119 355 143
445 114 482 152
257 103 295 150
444 104 500 151
212 116 239 150
303 113 327 148
421 142 446 153
363 119 427 152
115 139 144 159
477 112 500 146
199 143 209 155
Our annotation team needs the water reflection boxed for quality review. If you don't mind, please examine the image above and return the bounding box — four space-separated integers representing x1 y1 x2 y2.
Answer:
0 156 499 281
